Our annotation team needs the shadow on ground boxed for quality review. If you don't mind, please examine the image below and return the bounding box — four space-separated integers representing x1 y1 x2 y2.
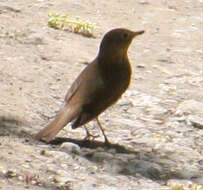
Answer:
0 115 33 142
48 137 201 183
1 122 201 185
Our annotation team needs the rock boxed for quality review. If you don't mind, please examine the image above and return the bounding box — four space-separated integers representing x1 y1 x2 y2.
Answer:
187 115 203 129
175 100 203 129
175 100 203 117
60 142 80 154
118 98 131 106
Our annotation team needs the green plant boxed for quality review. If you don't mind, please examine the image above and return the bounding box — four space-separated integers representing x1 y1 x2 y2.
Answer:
48 13 94 37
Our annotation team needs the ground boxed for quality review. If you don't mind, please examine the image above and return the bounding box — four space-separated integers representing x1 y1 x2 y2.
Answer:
0 0 203 190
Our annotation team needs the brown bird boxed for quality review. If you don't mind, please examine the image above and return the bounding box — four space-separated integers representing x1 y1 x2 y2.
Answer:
36 28 144 143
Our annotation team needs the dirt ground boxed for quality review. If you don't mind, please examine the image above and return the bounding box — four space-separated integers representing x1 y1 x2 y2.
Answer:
0 0 203 189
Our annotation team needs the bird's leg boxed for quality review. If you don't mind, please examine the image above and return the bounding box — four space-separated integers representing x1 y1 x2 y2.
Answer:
83 125 99 141
96 117 110 144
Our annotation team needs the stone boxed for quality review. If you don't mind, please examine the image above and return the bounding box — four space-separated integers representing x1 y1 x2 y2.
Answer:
175 100 203 117
60 142 80 154
187 115 203 129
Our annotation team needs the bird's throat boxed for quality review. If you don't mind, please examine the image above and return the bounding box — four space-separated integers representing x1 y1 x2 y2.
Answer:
98 52 132 88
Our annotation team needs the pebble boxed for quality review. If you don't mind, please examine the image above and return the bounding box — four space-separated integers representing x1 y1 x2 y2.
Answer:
187 115 203 129
60 142 80 154
175 99 203 116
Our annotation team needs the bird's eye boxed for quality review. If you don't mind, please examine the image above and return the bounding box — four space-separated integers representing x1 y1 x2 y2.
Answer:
123 33 128 39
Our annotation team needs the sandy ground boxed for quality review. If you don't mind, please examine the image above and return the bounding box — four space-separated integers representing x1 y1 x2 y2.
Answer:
0 0 203 189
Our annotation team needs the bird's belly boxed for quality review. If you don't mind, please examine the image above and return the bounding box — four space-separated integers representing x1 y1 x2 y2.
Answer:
86 76 130 115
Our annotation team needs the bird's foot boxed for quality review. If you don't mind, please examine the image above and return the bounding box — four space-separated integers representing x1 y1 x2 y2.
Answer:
104 137 111 145
84 125 100 141
84 133 100 141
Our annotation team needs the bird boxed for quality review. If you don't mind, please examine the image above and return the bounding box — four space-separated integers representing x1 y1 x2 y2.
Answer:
35 28 144 143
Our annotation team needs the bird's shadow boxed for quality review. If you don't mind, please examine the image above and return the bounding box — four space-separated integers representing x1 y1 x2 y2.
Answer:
49 137 135 153
48 137 201 184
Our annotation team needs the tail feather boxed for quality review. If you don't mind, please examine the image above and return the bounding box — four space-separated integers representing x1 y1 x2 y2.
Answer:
35 104 78 142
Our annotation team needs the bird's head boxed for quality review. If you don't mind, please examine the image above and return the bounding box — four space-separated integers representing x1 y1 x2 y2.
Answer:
98 28 145 57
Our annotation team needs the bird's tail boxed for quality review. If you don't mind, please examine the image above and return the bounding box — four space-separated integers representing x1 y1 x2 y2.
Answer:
35 104 78 142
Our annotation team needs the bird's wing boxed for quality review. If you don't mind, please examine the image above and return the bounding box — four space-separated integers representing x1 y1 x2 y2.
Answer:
65 63 90 103
65 75 82 103
65 59 102 104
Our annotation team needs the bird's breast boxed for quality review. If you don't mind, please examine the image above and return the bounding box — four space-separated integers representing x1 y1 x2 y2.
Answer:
100 57 132 97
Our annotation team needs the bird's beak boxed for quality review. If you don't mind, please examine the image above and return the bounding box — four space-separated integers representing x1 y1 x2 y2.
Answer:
132 30 145 37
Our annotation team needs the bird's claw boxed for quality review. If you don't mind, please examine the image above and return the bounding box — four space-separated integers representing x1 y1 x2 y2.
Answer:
84 133 100 141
